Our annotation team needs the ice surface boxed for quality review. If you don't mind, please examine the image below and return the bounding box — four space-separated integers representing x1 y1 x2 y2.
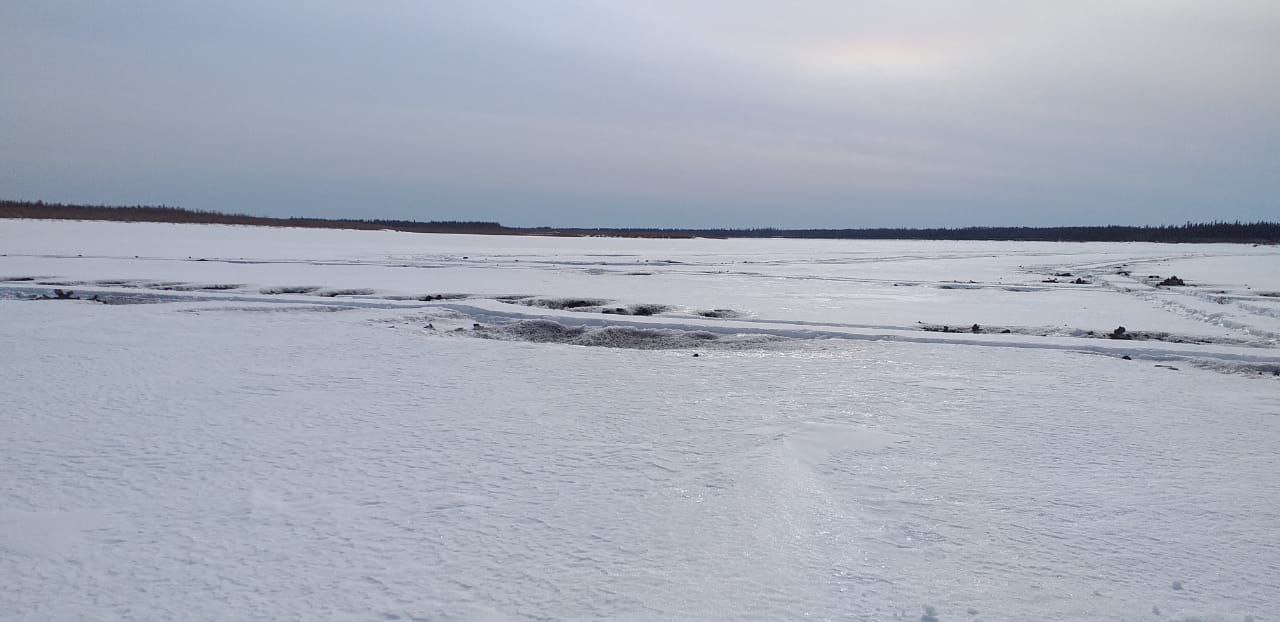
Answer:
2 220 1278 620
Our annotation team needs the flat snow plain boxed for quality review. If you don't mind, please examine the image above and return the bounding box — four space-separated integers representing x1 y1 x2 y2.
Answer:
2 220 1278 621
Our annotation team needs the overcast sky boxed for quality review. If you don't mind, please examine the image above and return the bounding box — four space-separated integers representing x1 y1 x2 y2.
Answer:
2 2 1277 227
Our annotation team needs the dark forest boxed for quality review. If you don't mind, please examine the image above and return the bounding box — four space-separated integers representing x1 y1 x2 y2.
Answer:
4 200 1276 243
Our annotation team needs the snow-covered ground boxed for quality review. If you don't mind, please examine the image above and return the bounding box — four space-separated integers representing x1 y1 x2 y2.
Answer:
2 219 1277 620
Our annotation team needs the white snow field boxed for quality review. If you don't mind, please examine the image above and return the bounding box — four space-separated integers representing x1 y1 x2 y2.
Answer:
2 220 1278 621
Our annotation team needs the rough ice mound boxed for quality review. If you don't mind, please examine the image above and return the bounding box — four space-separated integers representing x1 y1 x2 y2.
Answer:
0 286 190 305
259 285 321 294
314 288 375 297
696 308 741 318
600 303 673 316
472 319 778 350
513 297 609 310
505 296 678 316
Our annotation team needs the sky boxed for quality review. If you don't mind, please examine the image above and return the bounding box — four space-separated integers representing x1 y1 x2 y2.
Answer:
2 1 1277 228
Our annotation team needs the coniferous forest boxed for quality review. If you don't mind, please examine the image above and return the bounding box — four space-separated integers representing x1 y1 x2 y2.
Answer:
3 199 1276 243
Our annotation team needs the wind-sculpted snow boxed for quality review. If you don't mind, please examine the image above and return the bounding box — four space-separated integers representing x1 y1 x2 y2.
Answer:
1 219 1279 620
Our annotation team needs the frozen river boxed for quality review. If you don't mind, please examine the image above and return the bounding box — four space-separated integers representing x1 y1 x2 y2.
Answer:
2 220 1278 620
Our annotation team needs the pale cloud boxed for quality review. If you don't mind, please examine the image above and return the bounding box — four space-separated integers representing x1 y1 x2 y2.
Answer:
1 1 1276 226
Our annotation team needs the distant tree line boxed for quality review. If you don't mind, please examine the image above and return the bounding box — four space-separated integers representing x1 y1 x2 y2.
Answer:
570 222 1280 243
2 199 1276 243
0 200 507 235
